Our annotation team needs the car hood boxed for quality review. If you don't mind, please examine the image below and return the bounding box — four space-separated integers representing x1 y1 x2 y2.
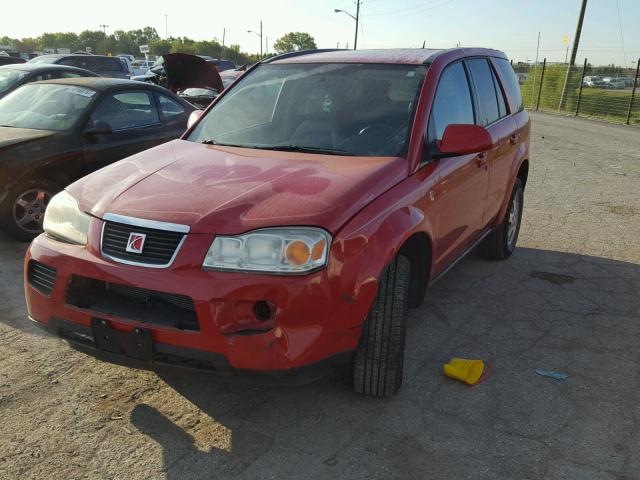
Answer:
0 127 56 151
163 53 224 93
68 139 408 234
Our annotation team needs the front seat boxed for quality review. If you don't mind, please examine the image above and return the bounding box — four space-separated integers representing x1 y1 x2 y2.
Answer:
289 95 336 148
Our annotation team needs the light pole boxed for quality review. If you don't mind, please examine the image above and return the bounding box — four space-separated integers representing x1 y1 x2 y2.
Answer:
334 0 360 50
99 24 109 55
247 20 263 58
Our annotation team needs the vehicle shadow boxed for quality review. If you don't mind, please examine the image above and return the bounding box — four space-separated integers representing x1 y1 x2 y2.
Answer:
130 247 640 479
0 231 36 334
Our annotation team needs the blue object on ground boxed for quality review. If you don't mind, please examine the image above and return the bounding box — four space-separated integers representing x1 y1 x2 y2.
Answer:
535 369 568 380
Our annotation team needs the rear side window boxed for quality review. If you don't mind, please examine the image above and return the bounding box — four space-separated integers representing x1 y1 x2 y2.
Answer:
493 58 524 113
466 58 501 126
60 56 99 72
92 91 159 130
101 58 125 72
429 62 474 140
59 57 80 68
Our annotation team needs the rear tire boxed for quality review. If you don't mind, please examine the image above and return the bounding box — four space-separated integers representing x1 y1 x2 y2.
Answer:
353 255 411 397
481 178 524 260
0 178 59 242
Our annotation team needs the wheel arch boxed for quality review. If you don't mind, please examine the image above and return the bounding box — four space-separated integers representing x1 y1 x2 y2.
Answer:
333 200 435 326
492 154 529 228
398 231 432 308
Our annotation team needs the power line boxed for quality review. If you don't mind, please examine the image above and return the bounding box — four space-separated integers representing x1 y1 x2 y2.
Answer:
363 0 454 19
615 0 627 66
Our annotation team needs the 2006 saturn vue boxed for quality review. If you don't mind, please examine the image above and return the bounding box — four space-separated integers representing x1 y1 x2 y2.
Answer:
25 48 530 397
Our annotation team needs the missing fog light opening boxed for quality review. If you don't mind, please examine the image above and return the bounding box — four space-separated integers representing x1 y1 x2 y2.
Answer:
253 301 274 321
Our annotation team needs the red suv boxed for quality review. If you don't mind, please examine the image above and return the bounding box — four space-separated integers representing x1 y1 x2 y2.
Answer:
25 48 530 397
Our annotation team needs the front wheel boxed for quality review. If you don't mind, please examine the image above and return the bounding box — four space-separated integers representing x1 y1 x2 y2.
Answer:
0 178 58 242
481 178 524 260
353 255 411 397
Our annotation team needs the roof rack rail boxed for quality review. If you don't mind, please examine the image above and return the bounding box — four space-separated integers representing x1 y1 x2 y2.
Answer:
261 49 343 64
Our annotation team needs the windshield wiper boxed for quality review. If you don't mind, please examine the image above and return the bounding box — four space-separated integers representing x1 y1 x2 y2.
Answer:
201 140 251 147
253 144 354 156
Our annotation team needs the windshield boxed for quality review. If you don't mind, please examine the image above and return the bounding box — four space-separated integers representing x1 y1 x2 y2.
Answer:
0 69 29 94
188 63 427 157
0 83 96 131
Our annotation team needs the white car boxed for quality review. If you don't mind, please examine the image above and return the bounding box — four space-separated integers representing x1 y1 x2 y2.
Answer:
130 59 155 76
583 76 605 88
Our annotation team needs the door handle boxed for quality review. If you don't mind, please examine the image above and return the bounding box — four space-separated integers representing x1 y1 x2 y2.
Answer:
476 152 488 168
509 134 518 145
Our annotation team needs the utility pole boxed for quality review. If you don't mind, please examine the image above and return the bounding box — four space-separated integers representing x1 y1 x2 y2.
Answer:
165 14 168 39
99 24 109 55
247 21 263 58
334 1 360 50
221 28 226 58
530 31 541 107
354 0 360 50
560 0 588 109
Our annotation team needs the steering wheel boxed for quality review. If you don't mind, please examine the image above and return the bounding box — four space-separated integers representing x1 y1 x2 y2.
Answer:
337 123 397 155
357 124 394 137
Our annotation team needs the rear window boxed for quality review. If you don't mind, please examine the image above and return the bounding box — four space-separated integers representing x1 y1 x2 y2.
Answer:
493 58 523 113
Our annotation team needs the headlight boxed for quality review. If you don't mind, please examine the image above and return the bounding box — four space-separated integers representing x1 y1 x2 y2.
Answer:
203 227 331 274
43 191 90 245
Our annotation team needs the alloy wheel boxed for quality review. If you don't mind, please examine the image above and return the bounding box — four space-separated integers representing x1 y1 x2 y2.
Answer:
12 189 52 235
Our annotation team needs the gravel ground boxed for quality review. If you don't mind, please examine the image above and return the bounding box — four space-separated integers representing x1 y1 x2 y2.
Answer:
1 112 639 480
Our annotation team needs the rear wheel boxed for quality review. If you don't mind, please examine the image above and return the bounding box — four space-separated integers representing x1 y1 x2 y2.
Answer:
481 178 524 260
0 178 58 242
353 255 411 397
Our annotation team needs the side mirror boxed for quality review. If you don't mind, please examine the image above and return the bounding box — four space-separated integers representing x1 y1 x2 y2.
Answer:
187 110 204 129
435 124 493 157
84 120 113 136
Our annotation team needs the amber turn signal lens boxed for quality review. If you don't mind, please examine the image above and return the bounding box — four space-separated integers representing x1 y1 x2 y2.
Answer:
285 240 311 265
311 239 326 260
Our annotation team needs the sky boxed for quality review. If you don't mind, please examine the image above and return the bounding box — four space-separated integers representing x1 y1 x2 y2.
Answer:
1 0 638 66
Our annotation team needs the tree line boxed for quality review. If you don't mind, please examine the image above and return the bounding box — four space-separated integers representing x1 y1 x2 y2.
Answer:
1 28 318 66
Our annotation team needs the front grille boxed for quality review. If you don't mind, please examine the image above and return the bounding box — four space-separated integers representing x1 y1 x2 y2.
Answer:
66 276 199 331
28 261 57 295
101 221 184 266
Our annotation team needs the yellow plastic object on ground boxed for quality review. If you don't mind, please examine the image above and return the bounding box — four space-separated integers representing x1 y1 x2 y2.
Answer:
443 358 485 385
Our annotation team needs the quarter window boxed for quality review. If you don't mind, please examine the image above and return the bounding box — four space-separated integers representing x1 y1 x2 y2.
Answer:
467 58 501 126
493 58 524 113
158 94 185 117
429 62 474 140
491 67 507 118
92 91 159 130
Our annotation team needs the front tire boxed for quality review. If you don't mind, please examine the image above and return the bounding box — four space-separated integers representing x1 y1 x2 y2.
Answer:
481 178 524 260
353 255 411 397
0 178 58 242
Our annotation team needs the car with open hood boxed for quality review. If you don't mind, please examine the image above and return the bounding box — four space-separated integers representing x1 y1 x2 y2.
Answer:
0 77 194 240
25 48 530 397
132 53 225 108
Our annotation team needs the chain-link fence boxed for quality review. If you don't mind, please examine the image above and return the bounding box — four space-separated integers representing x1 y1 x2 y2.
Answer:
513 59 640 125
